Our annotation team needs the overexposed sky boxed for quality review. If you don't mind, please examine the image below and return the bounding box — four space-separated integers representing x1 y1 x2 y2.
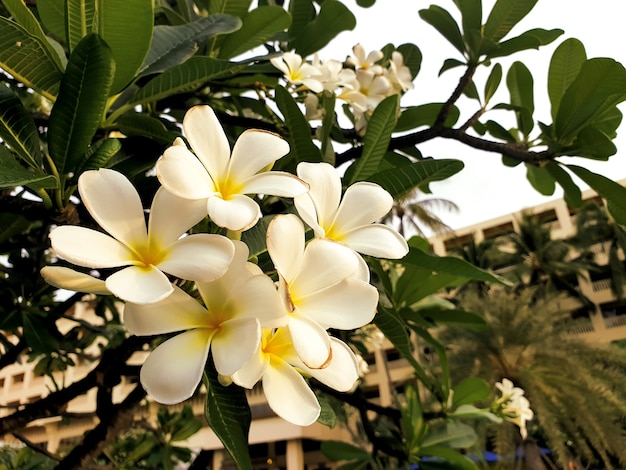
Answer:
321 1 626 229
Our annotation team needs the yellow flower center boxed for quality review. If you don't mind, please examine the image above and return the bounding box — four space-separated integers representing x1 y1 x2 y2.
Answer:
132 239 167 269
216 175 244 200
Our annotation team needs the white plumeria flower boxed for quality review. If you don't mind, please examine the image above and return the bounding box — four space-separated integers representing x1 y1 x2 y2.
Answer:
156 105 308 232
266 214 378 369
346 43 384 74
270 51 324 93
232 327 360 426
385 51 414 93
294 162 409 261
495 378 534 439
124 241 287 405
49 169 234 304
41 266 111 295
355 69 393 111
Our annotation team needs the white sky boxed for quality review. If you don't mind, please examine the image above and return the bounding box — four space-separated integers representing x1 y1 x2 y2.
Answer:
320 0 626 229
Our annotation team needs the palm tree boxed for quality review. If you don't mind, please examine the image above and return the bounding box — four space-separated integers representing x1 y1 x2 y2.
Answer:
384 188 459 237
571 199 626 300
439 288 626 469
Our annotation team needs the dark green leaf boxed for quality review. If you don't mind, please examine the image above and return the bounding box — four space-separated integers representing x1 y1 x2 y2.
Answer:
66 0 96 51
0 146 57 189
76 138 122 175
203 369 252 470
419 5 465 55
368 159 464 199
48 33 115 177
484 63 502 104
568 126 617 160
219 6 291 59
544 162 582 207
419 445 479 470
397 43 422 79
348 94 399 184
506 61 534 135
321 441 372 462
128 57 243 108
0 16 63 101
274 85 322 165
290 0 356 57
288 0 314 37
421 422 478 449
22 314 59 354
548 38 586 120
483 0 537 43
484 119 517 142
116 113 174 145
207 0 252 17
357 0 376 6
439 58 466 76
566 165 626 225
139 15 242 77
452 377 491 407
485 28 563 59
453 0 481 37
0 85 43 169
555 58 626 143
93 0 154 93
0 212 32 244
37 0 66 41
526 164 555 195
419 308 487 330
395 103 460 132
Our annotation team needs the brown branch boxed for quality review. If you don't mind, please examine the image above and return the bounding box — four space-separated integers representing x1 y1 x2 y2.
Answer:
12 432 61 461
0 336 147 436
434 64 477 127
55 384 147 470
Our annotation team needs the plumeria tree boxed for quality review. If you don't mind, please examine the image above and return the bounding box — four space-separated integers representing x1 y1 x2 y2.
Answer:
1 0 626 469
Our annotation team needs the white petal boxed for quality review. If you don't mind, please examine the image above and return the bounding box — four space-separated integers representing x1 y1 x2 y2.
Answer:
105 265 173 303
342 225 409 259
78 169 147 248
158 233 234 282
229 130 290 178
156 142 216 200
288 315 331 369
50 226 136 268
207 194 260 231
332 182 393 234
298 278 378 330
123 286 208 336
212 317 261 376
294 193 324 237
230 275 288 328
243 172 308 198
40 266 110 295
292 239 359 297
183 105 231 178
140 329 211 404
266 214 304 283
296 162 341 231
263 357 320 426
231 346 267 389
148 187 208 247
306 338 359 392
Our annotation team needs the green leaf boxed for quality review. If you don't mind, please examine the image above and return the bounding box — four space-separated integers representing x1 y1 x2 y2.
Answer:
544 162 582 208
208 0 252 17
483 0 538 43
566 165 626 225
548 38 586 121
452 377 491 407
0 85 44 169
22 313 59 354
421 422 478 449
401 247 508 284
439 58 466 76
37 0 66 41
395 103 460 132
290 0 356 57
397 43 422 79
139 15 242 77
288 0 314 39
218 6 291 59
568 126 617 160
93 0 154 93
484 119 517 142
0 212 31 244
419 5 465 55
3 0 65 70
506 61 534 135
274 85 322 165
0 16 63 101
115 113 175 145
348 94 399 184
526 164 555 195
485 28 563 59
128 57 243 109
66 0 96 51
203 368 252 470
321 441 372 462
47 33 115 177
484 63 502 104
453 0 481 37
76 138 122 175
418 308 487 330
419 445 479 470
368 159 464 199
0 146 57 190
555 58 626 143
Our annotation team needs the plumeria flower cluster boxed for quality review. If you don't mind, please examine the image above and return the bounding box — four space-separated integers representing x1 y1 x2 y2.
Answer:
43 105 409 426
492 378 534 439
271 44 414 134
